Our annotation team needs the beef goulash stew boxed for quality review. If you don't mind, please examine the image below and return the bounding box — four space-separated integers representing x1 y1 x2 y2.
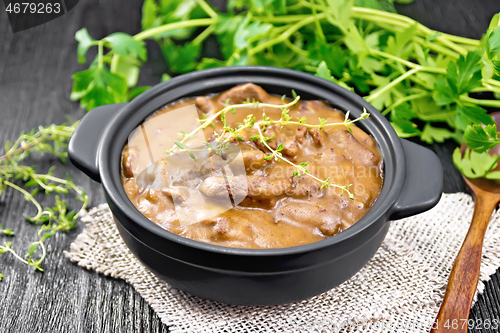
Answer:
121 83 383 249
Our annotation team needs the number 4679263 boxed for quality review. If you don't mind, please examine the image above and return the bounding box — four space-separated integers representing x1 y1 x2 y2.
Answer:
5 2 61 14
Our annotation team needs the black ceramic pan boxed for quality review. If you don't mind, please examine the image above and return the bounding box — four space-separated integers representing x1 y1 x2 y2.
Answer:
68 66 443 305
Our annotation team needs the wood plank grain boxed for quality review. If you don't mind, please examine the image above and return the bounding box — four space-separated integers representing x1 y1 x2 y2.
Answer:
0 1 168 332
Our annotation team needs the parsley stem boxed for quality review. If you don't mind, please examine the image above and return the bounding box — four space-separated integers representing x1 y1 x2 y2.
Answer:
263 2 468 59
287 2 304 11
311 0 325 40
460 95 500 108
370 49 447 74
382 92 431 116
97 41 104 69
484 79 500 88
366 68 420 103
485 154 500 175
192 24 216 45
413 36 460 59
443 34 480 47
110 52 120 73
134 18 216 41
381 59 433 89
284 38 308 56
254 14 308 23
194 0 218 18
471 86 500 94
352 7 469 55
296 1 474 55
249 13 327 56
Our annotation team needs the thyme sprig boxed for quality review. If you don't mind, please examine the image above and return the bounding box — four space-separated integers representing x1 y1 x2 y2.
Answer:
254 107 370 199
168 94 369 199
165 96 301 156
0 123 89 274
0 224 14 236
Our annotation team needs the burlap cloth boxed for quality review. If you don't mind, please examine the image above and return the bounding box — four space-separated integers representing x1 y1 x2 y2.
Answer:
65 193 500 332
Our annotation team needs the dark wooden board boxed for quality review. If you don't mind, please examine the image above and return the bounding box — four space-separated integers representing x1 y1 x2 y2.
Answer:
0 0 499 332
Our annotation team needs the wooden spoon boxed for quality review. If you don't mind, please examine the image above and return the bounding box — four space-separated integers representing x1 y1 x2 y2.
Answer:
430 113 500 333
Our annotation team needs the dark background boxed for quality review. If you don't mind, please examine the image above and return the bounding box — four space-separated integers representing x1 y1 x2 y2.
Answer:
1 0 500 332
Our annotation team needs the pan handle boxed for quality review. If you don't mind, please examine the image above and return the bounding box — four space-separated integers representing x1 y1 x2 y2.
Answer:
68 103 126 183
389 139 443 220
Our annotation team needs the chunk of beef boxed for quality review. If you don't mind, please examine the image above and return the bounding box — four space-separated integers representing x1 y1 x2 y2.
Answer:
308 128 326 146
242 149 267 172
199 175 326 200
332 129 378 166
165 164 200 186
255 124 279 150
299 100 328 112
214 217 230 236
199 154 228 176
274 200 344 236
121 147 134 178
195 96 216 114
295 125 307 143
318 218 343 236
282 138 298 156
218 83 269 104
199 176 294 199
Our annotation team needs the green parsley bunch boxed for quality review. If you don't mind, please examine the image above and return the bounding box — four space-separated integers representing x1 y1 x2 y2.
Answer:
71 0 500 178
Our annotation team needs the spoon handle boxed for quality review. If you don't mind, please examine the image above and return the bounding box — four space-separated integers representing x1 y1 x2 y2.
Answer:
429 194 497 333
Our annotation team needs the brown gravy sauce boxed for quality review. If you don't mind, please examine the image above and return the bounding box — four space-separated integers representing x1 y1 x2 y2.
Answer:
121 84 383 248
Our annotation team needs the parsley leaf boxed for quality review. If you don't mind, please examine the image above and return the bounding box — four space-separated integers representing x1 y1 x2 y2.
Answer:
355 0 396 13
385 23 417 57
453 148 500 179
455 104 494 131
463 124 500 153
71 66 127 111
104 33 147 61
446 50 482 95
346 57 372 93
234 15 272 50
141 0 159 30
484 14 500 76
196 57 227 70
390 103 421 137
229 0 287 15
315 61 335 81
75 28 97 64
161 40 202 74
310 39 347 78
421 123 456 144
214 14 243 59
145 0 203 40
112 55 141 87
325 0 353 33
433 51 483 107
433 77 456 106
315 61 353 91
